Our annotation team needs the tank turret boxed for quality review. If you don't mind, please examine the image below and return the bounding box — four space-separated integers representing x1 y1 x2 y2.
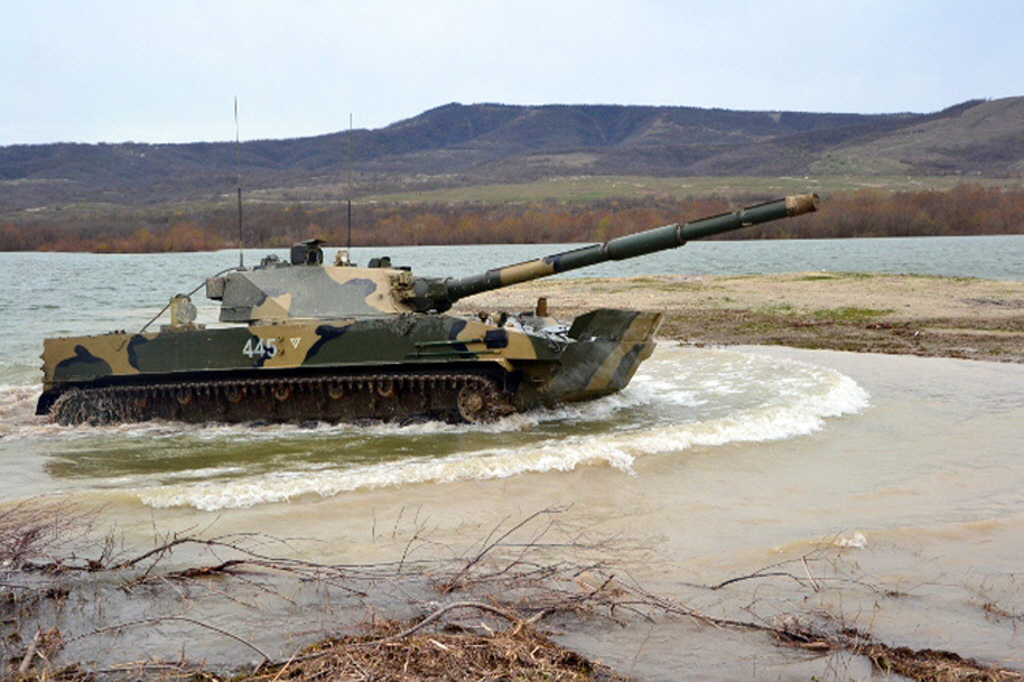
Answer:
37 195 819 425
204 194 819 323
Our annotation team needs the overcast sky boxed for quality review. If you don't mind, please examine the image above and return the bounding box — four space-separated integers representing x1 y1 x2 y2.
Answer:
3 0 1022 145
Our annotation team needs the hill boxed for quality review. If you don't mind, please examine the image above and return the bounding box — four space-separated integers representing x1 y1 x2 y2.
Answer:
2 98 1023 213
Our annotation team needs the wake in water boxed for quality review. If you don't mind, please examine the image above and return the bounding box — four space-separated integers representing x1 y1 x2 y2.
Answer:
0 346 869 510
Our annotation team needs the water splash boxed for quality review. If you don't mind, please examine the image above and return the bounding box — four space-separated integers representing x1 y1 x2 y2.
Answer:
1 347 869 510
129 348 869 510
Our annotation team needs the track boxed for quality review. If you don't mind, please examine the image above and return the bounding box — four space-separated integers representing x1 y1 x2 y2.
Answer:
48 372 515 426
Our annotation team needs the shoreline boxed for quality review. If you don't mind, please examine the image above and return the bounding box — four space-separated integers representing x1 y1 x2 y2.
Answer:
455 271 1024 363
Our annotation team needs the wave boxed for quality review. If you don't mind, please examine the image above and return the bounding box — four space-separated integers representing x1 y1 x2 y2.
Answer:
133 348 870 511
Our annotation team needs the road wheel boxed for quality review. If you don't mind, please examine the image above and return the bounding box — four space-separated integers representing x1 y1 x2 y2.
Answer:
456 385 488 422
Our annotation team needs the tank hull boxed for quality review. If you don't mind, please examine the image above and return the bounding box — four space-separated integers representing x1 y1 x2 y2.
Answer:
36 195 819 426
37 309 661 425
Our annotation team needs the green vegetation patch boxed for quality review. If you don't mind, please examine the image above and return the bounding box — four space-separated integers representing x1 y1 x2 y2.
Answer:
812 307 894 321
834 272 879 280
794 270 876 280
758 303 798 315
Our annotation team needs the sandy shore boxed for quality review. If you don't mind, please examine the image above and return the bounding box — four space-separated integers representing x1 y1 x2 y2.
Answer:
454 272 1024 362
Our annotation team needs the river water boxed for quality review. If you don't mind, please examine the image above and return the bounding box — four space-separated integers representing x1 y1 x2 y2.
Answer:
1 236 1023 678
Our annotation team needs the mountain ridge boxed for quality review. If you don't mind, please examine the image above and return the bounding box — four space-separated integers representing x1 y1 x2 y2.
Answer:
1 97 1021 212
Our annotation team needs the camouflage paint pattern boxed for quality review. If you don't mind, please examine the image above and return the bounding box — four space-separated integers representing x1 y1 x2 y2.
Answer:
38 306 660 418
37 195 817 423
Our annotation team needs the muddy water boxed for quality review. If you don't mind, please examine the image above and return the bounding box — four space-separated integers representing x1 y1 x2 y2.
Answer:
3 245 1023 678
3 344 1023 679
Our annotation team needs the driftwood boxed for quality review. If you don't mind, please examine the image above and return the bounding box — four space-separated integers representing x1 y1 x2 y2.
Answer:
3 503 1023 681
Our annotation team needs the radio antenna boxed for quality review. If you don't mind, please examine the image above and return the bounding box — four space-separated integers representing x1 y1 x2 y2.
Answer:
235 97 244 269
346 112 353 253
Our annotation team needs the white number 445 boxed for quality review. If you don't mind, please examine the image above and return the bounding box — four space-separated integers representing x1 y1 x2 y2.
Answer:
243 337 278 358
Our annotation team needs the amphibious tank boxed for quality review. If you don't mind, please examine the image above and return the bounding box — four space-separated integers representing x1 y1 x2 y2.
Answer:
37 194 818 425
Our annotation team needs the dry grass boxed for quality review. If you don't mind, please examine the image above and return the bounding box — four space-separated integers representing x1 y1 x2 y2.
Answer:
251 617 627 682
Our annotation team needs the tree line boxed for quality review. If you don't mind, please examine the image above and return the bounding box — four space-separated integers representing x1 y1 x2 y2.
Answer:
1 184 1021 253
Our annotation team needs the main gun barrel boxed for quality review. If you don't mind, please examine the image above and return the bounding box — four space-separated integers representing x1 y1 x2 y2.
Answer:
411 194 819 312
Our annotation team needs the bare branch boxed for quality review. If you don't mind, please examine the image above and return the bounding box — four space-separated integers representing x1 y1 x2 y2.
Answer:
60 615 271 666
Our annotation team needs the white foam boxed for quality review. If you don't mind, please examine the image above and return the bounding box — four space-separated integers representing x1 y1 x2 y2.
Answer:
3 348 869 510
835 531 868 548
138 350 870 511
0 384 50 438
